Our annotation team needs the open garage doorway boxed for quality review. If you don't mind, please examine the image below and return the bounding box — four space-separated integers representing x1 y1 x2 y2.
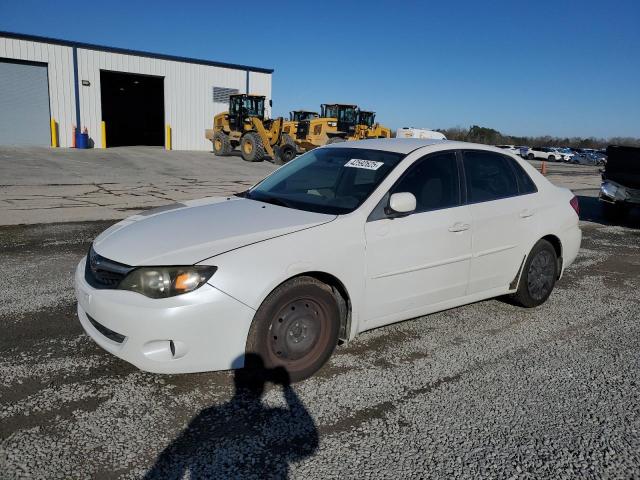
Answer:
100 71 164 147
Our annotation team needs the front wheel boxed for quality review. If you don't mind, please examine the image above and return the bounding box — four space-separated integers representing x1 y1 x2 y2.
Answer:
240 132 266 162
245 276 340 382
527 153 535 160
326 137 346 144
212 131 232 156
511 239 558 308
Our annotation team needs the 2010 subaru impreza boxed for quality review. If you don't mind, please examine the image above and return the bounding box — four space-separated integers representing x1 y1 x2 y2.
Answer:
75 139 581 381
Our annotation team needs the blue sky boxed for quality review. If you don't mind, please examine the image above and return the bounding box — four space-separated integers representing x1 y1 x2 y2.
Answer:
2 0 639 138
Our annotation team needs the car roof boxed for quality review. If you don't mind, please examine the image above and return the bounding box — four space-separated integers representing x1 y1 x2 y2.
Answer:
322 138 511 155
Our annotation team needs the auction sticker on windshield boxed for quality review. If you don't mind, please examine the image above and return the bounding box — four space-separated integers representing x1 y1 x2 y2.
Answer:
344 159 384 170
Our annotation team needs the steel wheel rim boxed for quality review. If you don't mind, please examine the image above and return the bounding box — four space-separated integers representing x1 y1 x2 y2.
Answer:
527 250 555 300
267 298 329 367
243 141 253 154
214 138 222 151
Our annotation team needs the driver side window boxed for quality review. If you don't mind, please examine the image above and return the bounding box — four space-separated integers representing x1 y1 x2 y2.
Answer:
392 152 461 213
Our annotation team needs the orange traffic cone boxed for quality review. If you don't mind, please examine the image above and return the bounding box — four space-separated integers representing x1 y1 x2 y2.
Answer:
541 161 547 176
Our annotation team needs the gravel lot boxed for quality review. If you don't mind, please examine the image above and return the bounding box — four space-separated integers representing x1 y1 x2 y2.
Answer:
1 150 639 479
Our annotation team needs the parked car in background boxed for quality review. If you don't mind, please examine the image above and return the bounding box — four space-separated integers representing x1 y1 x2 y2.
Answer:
600 145 640 219
527 147 564 161
553 148 574 162
518 146 531 158
496 145 520 155
571 152 607 166
74 138 581 381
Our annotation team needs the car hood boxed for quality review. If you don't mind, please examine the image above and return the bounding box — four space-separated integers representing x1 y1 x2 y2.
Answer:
92 197 336 266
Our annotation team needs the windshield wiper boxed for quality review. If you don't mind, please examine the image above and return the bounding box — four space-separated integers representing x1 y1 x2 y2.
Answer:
252 194 293 209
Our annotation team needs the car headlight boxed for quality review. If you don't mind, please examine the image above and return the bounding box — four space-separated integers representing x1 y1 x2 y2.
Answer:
600 181 618 199
118 266 217 298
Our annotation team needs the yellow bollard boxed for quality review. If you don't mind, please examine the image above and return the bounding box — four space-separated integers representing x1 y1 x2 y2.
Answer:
50 118 58 148
101 121 107 148
166 125 172 150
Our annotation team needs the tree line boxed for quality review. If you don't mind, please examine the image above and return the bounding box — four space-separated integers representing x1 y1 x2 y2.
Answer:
434 125 640 149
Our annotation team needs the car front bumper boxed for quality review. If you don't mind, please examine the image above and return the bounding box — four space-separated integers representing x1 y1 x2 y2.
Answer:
74 257 256 374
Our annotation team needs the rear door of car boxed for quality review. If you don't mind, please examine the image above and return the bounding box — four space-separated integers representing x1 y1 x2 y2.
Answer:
363 150 472 327
461 150 540 294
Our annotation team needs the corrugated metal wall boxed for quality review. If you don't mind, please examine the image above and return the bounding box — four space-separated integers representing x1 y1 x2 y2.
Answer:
1 35 273 151
0 37 76 147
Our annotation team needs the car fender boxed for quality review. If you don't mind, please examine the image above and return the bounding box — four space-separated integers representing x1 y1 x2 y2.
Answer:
199 216 366 340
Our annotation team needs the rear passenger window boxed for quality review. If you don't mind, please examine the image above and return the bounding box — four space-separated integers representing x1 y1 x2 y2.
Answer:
510 159 538 194
392 152 460 213
462 151 518 202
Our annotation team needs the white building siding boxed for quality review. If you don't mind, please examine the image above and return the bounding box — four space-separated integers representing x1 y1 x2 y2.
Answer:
0 37 76 147
249 71 272 118
1 33 272 151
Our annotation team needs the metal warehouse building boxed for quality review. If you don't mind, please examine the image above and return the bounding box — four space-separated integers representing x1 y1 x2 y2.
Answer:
0 31 273 150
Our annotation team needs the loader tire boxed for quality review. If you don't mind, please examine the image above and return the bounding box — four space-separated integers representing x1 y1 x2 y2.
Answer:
240 132 266 162
274 144 297 165
327 137 346 144
212 131 232 156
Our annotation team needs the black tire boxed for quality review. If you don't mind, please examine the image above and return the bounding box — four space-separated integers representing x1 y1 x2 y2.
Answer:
327 137 346 144
274 144 297 165
548 155 556 162
240 132 266 162
212 131 232 156
527 153 535 160
245 276 340 382
511 239 558 308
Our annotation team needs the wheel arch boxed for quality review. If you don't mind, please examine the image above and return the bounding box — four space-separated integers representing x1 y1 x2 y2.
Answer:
257 271 353 344
511 233 564 291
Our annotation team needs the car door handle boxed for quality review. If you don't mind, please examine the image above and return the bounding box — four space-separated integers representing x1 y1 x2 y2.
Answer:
448 222 470 232
519 209 535 218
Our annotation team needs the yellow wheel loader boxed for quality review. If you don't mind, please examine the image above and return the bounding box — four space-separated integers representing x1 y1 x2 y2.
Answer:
283 110 319 139
355 110 392 139
205 94 297 164
290 103 359 152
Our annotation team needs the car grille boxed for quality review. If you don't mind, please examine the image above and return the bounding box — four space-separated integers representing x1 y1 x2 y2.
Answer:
87 314 126 343
84 246 134 289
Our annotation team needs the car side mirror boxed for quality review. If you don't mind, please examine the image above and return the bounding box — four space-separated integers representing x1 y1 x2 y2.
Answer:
385 192 416 218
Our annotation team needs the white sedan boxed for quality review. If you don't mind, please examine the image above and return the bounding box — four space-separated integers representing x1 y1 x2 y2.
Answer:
75 139 581 381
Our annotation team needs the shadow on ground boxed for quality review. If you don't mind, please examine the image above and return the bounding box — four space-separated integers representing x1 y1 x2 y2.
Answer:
144 354 318 480
577 195 640 229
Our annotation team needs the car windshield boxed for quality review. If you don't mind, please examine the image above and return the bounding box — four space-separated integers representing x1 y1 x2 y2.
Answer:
245 147 405 215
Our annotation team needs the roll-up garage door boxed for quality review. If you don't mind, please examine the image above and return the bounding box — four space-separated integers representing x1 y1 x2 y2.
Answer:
0 59 50 146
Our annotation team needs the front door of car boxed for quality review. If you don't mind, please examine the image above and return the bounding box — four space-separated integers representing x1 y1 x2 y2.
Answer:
461 150 539 294
363 151 472 328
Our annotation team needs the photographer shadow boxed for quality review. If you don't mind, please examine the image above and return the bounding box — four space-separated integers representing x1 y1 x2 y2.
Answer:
144 354 318 480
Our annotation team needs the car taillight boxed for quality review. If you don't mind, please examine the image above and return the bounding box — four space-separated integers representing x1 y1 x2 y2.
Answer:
570 196 579 216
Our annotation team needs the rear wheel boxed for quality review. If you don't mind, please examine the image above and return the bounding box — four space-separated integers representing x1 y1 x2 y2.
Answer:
511 239 558 308
212 131 232 156
326 137 346 144
240 132 266 162
548 155 556 162
527 153 534 160
246 276 340 382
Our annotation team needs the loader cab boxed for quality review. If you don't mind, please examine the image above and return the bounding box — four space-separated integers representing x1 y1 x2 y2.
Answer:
290 110 319 122
358 111 376 128
321 103 358 134
228 94 266 132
